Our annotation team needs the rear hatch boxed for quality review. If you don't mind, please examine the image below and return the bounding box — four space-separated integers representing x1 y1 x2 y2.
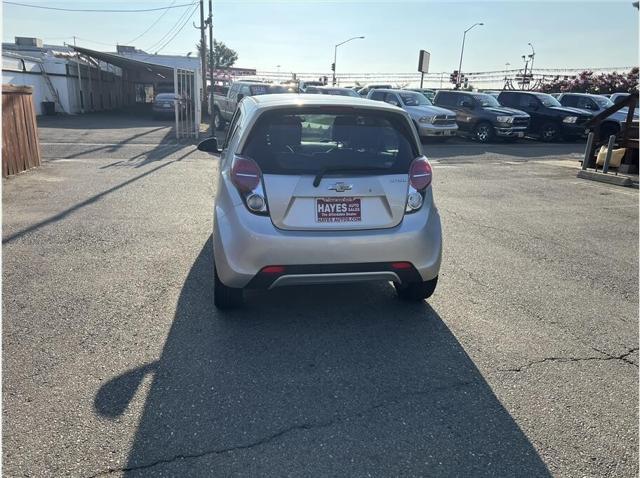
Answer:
241 107 419 231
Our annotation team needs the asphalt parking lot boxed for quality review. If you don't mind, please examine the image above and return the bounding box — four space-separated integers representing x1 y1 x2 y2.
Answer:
3 112 638 477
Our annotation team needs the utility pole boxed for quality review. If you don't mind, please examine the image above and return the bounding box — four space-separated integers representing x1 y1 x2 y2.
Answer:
208 0 214 134
193 0 207 117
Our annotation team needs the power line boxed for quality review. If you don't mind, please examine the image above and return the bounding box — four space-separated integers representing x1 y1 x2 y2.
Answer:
146 3 196 52
126 0 177 45
3 1 196 13
74 37 117 47
154 4 198 53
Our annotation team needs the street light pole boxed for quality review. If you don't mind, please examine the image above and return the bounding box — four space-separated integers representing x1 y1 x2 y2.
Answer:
332 36 364 86
521 55 529 90
503 62 510 89
528 42 535 80
457 22 483 89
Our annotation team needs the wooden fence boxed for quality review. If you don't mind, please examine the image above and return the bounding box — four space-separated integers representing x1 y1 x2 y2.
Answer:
2 84 41 177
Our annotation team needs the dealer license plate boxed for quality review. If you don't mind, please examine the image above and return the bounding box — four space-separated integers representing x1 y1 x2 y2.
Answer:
316 197 361 223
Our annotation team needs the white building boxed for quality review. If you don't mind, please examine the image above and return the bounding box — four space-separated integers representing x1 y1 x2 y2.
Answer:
2 37 125 115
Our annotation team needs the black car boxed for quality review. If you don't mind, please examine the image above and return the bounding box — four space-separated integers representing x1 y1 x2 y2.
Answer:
557 93 632 139
433 90 530 143
497 91 591 141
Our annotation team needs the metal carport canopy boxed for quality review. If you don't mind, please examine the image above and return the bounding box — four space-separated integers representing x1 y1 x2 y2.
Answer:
70 45 201 140
70 45 176 80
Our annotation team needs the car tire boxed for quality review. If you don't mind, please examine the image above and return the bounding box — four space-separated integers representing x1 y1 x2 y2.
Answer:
395 276 438 301
474 122 494 143
214 263 243 309
540 122 560 142
213 109 225 131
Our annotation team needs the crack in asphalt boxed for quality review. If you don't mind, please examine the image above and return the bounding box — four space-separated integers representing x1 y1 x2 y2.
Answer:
500 348 638 372
86 380 474 477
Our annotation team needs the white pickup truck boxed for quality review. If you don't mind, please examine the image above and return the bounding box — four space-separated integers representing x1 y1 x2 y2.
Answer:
211 81 291 130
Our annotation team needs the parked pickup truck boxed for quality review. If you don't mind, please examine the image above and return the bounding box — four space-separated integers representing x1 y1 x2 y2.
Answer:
497 91 591 141
367 88 458 140
433 90 530 142
211 81 290 130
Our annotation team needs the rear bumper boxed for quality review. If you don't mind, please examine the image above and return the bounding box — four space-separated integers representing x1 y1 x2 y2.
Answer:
152 107 174 116
247 263 422 289
213 202 442 288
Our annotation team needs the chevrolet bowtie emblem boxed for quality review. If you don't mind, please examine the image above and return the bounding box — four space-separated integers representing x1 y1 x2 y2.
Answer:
328 182 353 192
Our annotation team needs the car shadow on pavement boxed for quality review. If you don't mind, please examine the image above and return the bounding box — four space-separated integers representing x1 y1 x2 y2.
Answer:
37 110 173 130
94 238 552 477
2 148 202 245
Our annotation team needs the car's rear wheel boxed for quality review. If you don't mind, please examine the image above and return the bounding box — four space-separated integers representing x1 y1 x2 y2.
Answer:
474 121 494 143
213 109 225 131
214 263 243 309
395 276 438 301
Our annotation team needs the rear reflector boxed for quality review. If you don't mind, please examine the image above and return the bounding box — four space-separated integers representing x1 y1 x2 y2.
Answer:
391 262 413 270
261 265 285 274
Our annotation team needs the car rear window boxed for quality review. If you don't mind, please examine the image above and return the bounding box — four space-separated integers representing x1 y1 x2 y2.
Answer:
242 108 419 175
155 93 176 100
250 85 289 95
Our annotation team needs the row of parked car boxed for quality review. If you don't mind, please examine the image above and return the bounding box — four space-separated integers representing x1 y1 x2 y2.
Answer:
210 80 635 143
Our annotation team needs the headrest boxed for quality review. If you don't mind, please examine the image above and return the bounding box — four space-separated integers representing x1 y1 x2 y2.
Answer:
268 116 302 149
332 116 357 142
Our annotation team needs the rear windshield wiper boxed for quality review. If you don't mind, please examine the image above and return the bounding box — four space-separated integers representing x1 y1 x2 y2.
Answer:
313 167 391 187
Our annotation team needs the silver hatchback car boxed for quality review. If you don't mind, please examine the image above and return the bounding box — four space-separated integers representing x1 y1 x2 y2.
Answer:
198 94 442 308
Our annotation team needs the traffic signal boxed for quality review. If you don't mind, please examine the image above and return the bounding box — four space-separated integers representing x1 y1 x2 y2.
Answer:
463 77 469 88
331 63 335 71
450 70 458 84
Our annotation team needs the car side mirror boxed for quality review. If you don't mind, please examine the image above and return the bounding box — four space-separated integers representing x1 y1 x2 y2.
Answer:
237 93 244 102
461 100 474 109
197 137 219 153
387 99 399 106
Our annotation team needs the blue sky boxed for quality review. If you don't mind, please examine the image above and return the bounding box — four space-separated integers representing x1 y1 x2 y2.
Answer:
2 1 638 73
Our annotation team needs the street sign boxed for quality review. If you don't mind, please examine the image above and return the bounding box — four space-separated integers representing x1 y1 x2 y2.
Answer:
418 50 430 74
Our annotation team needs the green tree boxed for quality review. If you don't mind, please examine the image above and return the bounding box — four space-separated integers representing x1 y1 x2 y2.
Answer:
197 39 238 69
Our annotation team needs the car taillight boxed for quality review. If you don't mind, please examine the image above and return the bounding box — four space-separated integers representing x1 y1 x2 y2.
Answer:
409 157 432 190
231 155 261 192
230 155 268 215
405 157 432 214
